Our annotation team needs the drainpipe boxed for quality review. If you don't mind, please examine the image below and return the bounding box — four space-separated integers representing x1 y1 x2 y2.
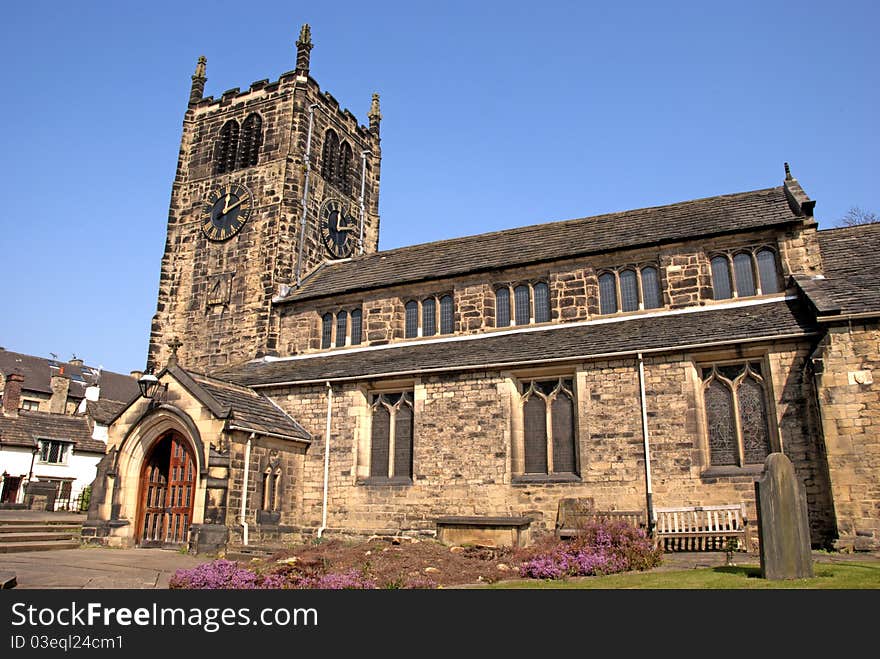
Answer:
295 104 319 286
240 433 254 546
358 150 371 255
636 352 655 533
317 381 332 538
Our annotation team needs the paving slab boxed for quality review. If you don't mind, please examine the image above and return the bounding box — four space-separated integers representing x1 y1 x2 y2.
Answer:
0 547 207 589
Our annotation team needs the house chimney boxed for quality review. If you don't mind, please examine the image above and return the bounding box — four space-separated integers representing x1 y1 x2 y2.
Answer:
50 370 71 414
69 356 84 366
2 372 24 417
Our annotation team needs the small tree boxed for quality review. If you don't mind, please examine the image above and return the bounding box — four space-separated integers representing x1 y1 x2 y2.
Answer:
839 207 879 227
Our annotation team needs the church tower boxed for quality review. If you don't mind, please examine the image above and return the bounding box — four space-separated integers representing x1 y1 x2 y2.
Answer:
148 25 382 371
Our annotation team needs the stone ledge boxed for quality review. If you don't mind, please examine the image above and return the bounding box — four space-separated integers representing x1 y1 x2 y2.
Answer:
435 516 532 528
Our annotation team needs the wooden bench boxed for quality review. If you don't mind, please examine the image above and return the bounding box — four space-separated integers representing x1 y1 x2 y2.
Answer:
555 498 646 539
652 504 751 552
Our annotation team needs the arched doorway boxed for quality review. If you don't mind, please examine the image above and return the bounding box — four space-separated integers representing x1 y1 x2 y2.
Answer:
136 431 196 548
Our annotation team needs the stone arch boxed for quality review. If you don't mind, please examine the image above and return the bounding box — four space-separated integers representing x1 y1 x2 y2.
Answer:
113 405 208 541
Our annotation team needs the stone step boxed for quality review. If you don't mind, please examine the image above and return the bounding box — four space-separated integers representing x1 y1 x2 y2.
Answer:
0 524 81 534
0 539 81 553
0 531 78 543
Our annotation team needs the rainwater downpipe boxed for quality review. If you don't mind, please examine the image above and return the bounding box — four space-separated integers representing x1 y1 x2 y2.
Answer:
240 433 254 546
295 104 319 287
358 150 371 255
637 352 655 533
317 381 332 538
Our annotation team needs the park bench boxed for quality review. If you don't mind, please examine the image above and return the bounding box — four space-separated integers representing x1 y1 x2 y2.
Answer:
652 503 751 552
555 498 646 539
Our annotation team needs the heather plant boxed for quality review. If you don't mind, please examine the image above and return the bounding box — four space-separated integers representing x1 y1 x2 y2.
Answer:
169 559 378 590
519 519 662 580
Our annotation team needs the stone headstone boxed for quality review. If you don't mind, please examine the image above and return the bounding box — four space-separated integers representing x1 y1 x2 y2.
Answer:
754 453 813 579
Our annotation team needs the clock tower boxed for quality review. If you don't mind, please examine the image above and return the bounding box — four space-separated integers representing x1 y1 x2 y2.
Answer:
147 25 382 371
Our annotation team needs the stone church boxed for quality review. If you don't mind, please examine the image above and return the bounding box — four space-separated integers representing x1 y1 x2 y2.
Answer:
84 25 880 554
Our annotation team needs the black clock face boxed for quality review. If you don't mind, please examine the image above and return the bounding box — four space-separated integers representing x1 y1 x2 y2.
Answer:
320 198 356 258
201 183 253 241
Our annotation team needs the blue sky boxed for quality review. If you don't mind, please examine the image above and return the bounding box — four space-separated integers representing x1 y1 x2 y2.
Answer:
0 0 876 376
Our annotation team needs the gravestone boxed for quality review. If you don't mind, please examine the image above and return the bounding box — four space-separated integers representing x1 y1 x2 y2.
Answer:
754 453 813 579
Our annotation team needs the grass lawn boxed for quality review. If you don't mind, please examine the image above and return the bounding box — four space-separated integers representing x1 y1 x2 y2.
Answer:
485 561 880 589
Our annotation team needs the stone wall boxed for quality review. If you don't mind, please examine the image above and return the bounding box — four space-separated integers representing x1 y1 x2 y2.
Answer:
278 228 801 357
813 321 880 550
257 340 835 543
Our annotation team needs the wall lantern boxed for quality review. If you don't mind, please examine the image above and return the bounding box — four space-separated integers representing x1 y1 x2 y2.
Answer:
137 371 166 402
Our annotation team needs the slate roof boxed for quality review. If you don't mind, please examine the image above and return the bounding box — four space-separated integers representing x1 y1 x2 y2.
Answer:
84 399 128 425
0 349 139 402
285 186 802 303
167 366 311 442
794 223 880 316
0 410 105 453
216 298 816 387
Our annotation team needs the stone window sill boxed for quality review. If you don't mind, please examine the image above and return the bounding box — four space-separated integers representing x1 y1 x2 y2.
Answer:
358 476 413 487
700 465 764 479
512 473 581 485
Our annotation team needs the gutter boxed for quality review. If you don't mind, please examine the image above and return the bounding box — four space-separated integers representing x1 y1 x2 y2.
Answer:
227 424 311 444
816 311 880 323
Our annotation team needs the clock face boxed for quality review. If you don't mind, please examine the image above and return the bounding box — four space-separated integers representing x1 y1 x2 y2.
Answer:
320 198 356 258
201 183 253 241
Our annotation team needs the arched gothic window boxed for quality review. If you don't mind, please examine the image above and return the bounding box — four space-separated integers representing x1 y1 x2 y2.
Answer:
338 141 353 194
214 120 240 174
238 113 263 168
520 378 577 476
702 362 772 467
321 129 340 184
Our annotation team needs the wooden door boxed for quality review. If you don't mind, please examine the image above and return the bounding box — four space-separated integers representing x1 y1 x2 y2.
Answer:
137 434 196 548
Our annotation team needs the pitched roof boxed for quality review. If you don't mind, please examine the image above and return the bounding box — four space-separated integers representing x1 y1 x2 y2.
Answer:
84 399 128 425
164 365 311 442
794 222 880 316
215 298 816 386
0 410 105 453
0 349 139 402
285 186 802 303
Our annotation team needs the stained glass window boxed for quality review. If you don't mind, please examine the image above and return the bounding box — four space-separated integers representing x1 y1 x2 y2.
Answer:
404 301 418 338
369 392 413 481
335 311 347 347
738 374 771 464
703 363 772 467
422 297 437 336
521 379 578 476
350 309 362 345
599 272 617 314
711 256 732 300
514 285 531 326
641 266 662 309
733 253 756 297
495 288 510 327
756 249 780 294
620 270 639 312
534 282 550 323
321 312 333 349
439 295 454 334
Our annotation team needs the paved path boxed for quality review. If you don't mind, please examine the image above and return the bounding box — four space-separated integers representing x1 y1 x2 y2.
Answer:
0 547 206 589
